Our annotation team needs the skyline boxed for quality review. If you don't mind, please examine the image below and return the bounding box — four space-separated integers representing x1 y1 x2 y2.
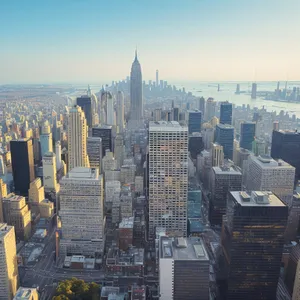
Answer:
1 0 300 84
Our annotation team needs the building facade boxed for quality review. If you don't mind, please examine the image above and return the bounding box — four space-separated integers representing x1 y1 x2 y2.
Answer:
220 102 232 125
215 124 234 160
240 122 256 151
188 110 202 134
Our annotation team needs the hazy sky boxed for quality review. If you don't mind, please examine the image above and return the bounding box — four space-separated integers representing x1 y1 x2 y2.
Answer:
1 0 300 84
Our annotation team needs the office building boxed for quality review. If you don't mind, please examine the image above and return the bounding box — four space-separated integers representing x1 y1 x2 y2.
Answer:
92 125 113 156
120 164 136 185
0 223 18 300
215 124 234 160
129 50 143 128
149 121 188 237
156 69 159 87
240 122 256 150
10 139 35 196
106 92 115 126
244 155 295 206
116 91 125 132
87 137 102 171
209 166 242 226
271 130 300 179
0 179 7 222
188 110 202 134
211 143 224 167
59 167 104 256
159 237 209 300
285 244 300 297
40 121 53 159
251 82 257 99
43 152 59 193
220 101 232 125
252 137 266 156
202 125 214 150
102 150 117 173
188 133 204 160
205 98 216 121
55 141 62 171
114 134 124 169
13 287 39 300
292 256 300 300
77 96 92 128
221 191 288 300
198 97 205 117
2 194 31 240
67 106 89 171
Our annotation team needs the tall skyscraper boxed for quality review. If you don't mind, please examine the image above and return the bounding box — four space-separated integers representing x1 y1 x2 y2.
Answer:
159 237 209 300
87 137 102 171
199 97 205 117
149 121 188 237
271 130 300 179
211 143 224 167
106 92 115 126
251 82 257 99
10 139 35 196
59 167 104 256
116 91 125 132
240 122 256 150
156 69 159 87
129 50 143 128
209 165 242 226
215 124 234 160
0 223 19 300
188 110 202 134
40 121 53 159
205 98 216 121
67 106 89 171
220 191 288 299
220 101 233 125
43 152 58 193
244 155 295 206
114 134 124 169
55 141 62 171
92 125 113 156
76 96 92 128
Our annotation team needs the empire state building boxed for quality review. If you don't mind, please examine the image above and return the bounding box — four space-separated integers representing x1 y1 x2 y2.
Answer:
129 50 143 128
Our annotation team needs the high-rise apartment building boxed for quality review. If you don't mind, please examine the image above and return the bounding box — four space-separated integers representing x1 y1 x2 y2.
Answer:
240 122 256 150
209 165 242 226
188 110 202 134
67 106 89 171
149 121 188 237
92 125 113 156
87 137 102 171
159 237 209 300
10 138 35 196
43 152 59 193
0 223 18 300
215 124 234 160
220 101 232 125
220 191 288 299
116 91 125 132
40 121 53 159
271 130 300 179
76 96 92 128
59 167 104 256
244 155 295 206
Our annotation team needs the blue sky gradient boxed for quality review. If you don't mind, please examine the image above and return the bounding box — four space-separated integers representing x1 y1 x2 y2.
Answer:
1 0 299 83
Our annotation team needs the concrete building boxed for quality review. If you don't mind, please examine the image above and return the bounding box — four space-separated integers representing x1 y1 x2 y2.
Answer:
0 179 7 223
135 176 144 194
149 121 188 237
120 164 136 185
102 150 117 173
59 167 104 256
119 217 134 251
87 137 102 171
40 121 53 159
106 93 115 126
13 287 38 300
244 155 295 206
114 134 124 169
105 180 121 207
43 152 59 193
67 106 89 171
159 236 209 300
55 141 62 171
116 91 125 133
211 143 224 167
2 194 31 240
205 98 216 121
0 223 19 300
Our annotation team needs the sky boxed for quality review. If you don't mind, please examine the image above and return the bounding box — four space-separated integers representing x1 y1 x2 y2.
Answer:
1 0 300 84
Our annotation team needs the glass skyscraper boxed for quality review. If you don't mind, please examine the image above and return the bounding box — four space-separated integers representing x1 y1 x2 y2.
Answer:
188 110 202 134
220 102 232 125
240 122 256 150
215 124 234 159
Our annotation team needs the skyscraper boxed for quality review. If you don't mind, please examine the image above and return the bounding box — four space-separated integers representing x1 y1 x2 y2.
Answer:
205 98 216 121
156 69 159 87
10 139 35 195
271 130 300 179
114 134 124 169
220 101 233 125
221 191 288 299
40 121 53 159
116 91 125 132
76 96 92 128
188 110 202 134
106 92 115 126
251 82 257 99
43 152 58 193
67 106 89 171
211 143 224 167
240 122 256 150
129 50 143 128
215 124 234 160
87 137 102 170
199 97 205 117
0 223 19 300
59 167 104 256
92 125 113 156
149 121 188 237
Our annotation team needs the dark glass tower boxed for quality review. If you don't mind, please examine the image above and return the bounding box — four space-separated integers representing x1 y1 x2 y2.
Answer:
240 122 256 150
77 96 92 128
220 102 232 125
130 50 143 125
221 191 288 300
188 110 202 134
271 130 300 179
215 124 234 159
10 138 35 195
92 125 112 157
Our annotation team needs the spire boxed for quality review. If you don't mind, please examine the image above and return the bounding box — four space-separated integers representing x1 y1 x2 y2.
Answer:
134 47 138 62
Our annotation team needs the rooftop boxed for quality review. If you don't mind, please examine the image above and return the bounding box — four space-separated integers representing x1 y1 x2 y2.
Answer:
3 193 25 202
160 236 209 261
64 167 100 180
93 124 112 129
13 287 38 300
119 217 134 229
231 191 286 207
0 223 14 239
213 166 242 175
149 121 187 132
252 155 294 169
216 123 234 129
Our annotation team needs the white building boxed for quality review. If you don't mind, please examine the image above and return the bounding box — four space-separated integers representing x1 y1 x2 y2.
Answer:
211 142 224 167
149 121 188 237
40 121 53 159
244 155 295 206
0 223 18 300
67 106 89 171
116 91 125 133
59 167 104 256
55 141 62 171
43 152 59 193
106 93 115 126
102 150 117 173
